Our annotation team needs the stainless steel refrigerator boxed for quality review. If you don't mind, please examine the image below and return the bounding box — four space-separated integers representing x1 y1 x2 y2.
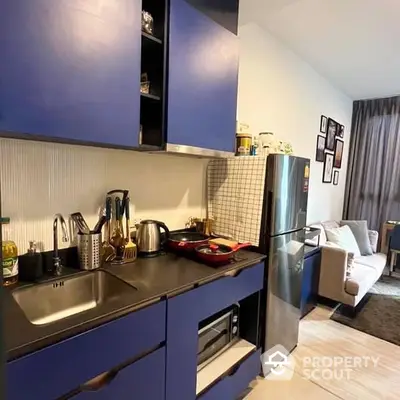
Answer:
260 155 310 354
207 154 310 354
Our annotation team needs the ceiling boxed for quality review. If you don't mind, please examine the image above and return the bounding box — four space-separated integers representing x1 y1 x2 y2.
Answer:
239 0 400 100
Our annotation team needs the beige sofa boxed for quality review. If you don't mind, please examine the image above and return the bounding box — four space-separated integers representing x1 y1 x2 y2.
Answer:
308 221 387 307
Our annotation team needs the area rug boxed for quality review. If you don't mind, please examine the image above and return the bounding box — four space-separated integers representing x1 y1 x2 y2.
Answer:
331 272 400 346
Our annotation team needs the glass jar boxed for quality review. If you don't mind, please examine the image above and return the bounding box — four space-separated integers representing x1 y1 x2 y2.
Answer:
2 218 18 286
141 10 154 35
258 132 275 156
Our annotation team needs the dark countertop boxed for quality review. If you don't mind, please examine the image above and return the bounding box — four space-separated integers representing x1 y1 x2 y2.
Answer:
5 250 265 362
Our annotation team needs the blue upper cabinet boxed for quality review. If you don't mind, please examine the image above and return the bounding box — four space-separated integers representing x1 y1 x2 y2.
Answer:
167 0 239 153
0 0 141 147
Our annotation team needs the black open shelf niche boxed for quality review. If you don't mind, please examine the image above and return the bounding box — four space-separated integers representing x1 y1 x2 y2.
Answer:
140 0 167 147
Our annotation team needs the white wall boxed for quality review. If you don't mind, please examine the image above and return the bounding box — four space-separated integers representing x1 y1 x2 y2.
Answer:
0 139 207 252
237 22 353 224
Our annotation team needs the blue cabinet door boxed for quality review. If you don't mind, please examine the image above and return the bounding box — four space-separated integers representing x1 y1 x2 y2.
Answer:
0 0 141 147
76 348 165 400
199 350 261 400
167 0 238 153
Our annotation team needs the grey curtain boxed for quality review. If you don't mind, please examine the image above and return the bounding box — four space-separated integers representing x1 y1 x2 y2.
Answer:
343 96 400 231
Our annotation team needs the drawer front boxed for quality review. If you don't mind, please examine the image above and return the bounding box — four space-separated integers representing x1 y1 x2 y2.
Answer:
7 301 166 400
76 347 165 400
199 350 261 400
196 262 264 321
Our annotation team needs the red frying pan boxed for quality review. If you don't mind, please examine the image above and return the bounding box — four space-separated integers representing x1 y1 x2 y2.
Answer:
195 242 252 265
168 231 210 252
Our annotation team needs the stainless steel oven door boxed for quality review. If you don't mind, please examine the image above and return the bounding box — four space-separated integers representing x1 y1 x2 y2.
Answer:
197 309 238 371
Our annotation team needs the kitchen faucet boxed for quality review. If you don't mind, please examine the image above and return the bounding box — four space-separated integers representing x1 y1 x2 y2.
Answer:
52 213 69 276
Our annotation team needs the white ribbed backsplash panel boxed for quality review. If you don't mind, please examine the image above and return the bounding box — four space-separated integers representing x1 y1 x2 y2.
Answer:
0 138 207 252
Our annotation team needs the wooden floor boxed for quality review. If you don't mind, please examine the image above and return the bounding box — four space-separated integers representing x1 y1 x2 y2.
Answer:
245 306 400 400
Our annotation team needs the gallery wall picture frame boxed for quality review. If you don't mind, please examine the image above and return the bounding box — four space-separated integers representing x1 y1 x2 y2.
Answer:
338 124 344 138
316 135 325 162
334 138 344 169
323 152 334 183
320 115 328 133
325 118 337 151
333 171 339 186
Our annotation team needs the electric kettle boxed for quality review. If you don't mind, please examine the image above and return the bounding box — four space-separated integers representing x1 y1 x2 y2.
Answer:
136 220 170 256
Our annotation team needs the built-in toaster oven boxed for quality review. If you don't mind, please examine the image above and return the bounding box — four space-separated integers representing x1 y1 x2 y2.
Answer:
197 304 240 371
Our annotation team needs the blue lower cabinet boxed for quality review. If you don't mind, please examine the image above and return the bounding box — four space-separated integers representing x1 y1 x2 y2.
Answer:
301 249 321 318
75 347 165 400
166 263 263 400
7 301 166 400
199 350 261 400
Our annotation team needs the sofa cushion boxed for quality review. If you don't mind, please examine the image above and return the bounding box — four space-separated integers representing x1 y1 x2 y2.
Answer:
325 225 361 257
321 220 340 231
341 220 373 256
368 230 379 253
345 262 378 297
354 253 387 274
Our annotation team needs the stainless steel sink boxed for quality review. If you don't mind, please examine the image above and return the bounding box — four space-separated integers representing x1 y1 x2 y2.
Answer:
12 270 137 325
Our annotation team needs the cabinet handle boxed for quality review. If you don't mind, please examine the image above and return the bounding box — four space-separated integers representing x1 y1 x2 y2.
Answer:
81 370 118 392
227 363 240 376
224 268 243 278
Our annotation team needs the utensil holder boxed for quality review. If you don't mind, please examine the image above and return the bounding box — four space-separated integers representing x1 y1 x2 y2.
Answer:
77 233 102 270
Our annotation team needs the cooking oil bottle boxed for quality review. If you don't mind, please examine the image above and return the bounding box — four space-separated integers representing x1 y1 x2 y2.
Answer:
1 217 18 286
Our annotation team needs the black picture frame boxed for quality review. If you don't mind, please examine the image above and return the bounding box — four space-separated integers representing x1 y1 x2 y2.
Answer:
323 153 334 183
320 115 328 133
325 118 337 151
334 139 344 169
315 135 325 162
338 124 344 138
333 171 339 186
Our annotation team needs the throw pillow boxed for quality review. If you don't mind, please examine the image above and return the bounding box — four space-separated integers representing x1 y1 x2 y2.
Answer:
340 220 373 256
321 221 340 231
368 230 379 253
346 252 355 277
325 225 361 256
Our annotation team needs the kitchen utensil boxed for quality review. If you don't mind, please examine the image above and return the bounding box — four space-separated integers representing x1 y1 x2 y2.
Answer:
110 197 125 253
71 212 90 235
93 214 106 234
123 196 137 262
136 220 170 256
195 242 252 265
167 231 209 252
102 196 115 263
106 189 129 215
77 233 102 270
